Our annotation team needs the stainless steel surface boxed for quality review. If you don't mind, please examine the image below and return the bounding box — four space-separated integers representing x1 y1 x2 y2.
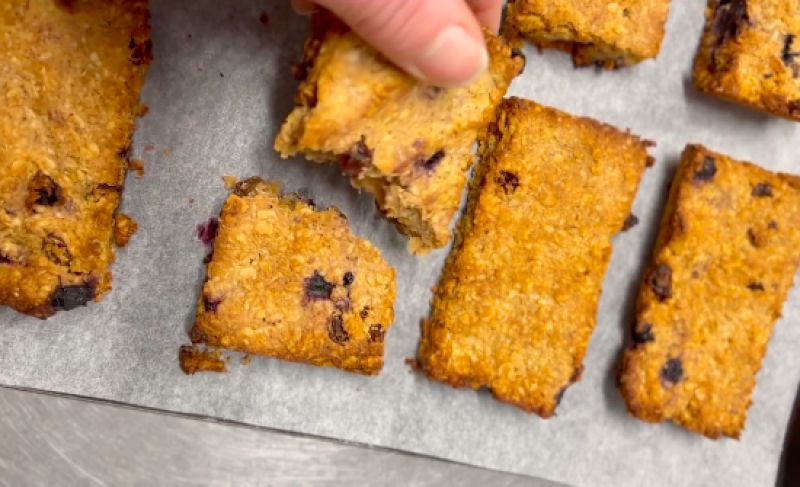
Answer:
0 387 563 486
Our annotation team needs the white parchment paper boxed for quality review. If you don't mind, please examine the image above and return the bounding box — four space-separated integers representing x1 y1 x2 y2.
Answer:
2 2 799 486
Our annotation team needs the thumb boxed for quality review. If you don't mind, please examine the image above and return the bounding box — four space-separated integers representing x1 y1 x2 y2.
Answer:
299 0 489 87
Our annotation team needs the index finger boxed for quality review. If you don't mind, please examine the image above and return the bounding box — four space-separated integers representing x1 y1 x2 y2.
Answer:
466 0 504 32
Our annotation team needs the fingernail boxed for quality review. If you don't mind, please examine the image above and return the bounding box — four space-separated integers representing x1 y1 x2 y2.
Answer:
408 26 489 88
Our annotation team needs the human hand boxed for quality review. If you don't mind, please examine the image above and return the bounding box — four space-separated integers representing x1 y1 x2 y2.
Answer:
291 0 504 87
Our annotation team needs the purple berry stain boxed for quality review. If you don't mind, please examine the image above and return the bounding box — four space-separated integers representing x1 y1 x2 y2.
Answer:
196 218 219 244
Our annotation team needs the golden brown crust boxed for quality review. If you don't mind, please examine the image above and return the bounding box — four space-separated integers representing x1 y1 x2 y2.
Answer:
0 0 151 318
693 0 800 120
189 178 396 375
619 144 800 439
419 98 653 416
507 0 672 68
274 12 523 254
113 213 138 248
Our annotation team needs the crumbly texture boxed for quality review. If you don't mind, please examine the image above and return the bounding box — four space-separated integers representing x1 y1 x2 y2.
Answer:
693 0 800 120
0 0 151 318
274 12 523 254
419 98 653 416
189 178 396 375
507 0 672 68
113 213 138 248
179 345 228 375
620 145 800 439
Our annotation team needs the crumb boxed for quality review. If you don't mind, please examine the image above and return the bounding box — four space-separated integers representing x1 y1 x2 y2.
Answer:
143 143 155 151
128 159 145 178
259 11 269 25
188 198 195 204
187 33 192 39
195 217 219 245
222 175 237 189
136 103 149 117
405 357 421 372
197 63 203 72
179 345 227 375
241 354 252 365
225 355 231 364
220 72 224 78
163 148 171 155
113 213 138 247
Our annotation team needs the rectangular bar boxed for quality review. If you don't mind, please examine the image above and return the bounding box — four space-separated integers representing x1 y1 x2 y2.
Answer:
188 178 396 375
275 12 523 254
0 0 151 317
620 144 800 438
693 0 800 120
419 98 653 416
507 0 672 68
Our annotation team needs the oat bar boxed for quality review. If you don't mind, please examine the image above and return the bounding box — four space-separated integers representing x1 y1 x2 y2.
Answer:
189 178 396 375
506 0 672 69
693 0 800 121
418 98 653 416
0 0 151 317
619 144 800 438
274 12 523 254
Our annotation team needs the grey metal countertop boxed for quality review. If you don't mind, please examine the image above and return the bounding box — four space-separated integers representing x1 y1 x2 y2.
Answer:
0 387 563 486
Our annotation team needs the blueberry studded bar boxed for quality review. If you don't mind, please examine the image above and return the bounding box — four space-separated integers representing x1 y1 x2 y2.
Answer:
188 178 396 375
506 0 672 69
274 12 524 254
418 98 653 416
693 0 800 121
0 0 151 318
619 145 800 438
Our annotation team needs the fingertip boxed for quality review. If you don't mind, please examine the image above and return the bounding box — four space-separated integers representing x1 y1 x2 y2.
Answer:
408 26 489 88
291 0 317 16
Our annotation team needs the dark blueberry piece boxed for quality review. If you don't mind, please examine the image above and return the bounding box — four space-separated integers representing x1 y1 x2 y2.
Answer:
751 182 773 197
50 282 95 311
768 220 779 230
195 218 219 245
304 270 333 301
782 34 799 66
42 233 72 266
0 252 11 265
414 149 446 172
352 137 373 164
203 295 222 312
421 86 444 99
650 264 672 300
360 306 370 319
747 281 765 291
712 0 749 46
291 60 312 80
327 314 349 343
660 358 683 383
343 271 354 286
693 156 717 183
369 323 385 342
555 386 567 407
511 47 526 75
495 170 520 194
130 40 153 66
622 214 639 231
203 252 214 264
632 323 656 345
27 171 62 207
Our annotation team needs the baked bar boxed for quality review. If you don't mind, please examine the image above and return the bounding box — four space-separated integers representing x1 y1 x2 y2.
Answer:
619 145 800 439
506 0 672 69
0 0 151 318
274 12 523 254
189 178 396 375
419 98 653 416
693 0 800 121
